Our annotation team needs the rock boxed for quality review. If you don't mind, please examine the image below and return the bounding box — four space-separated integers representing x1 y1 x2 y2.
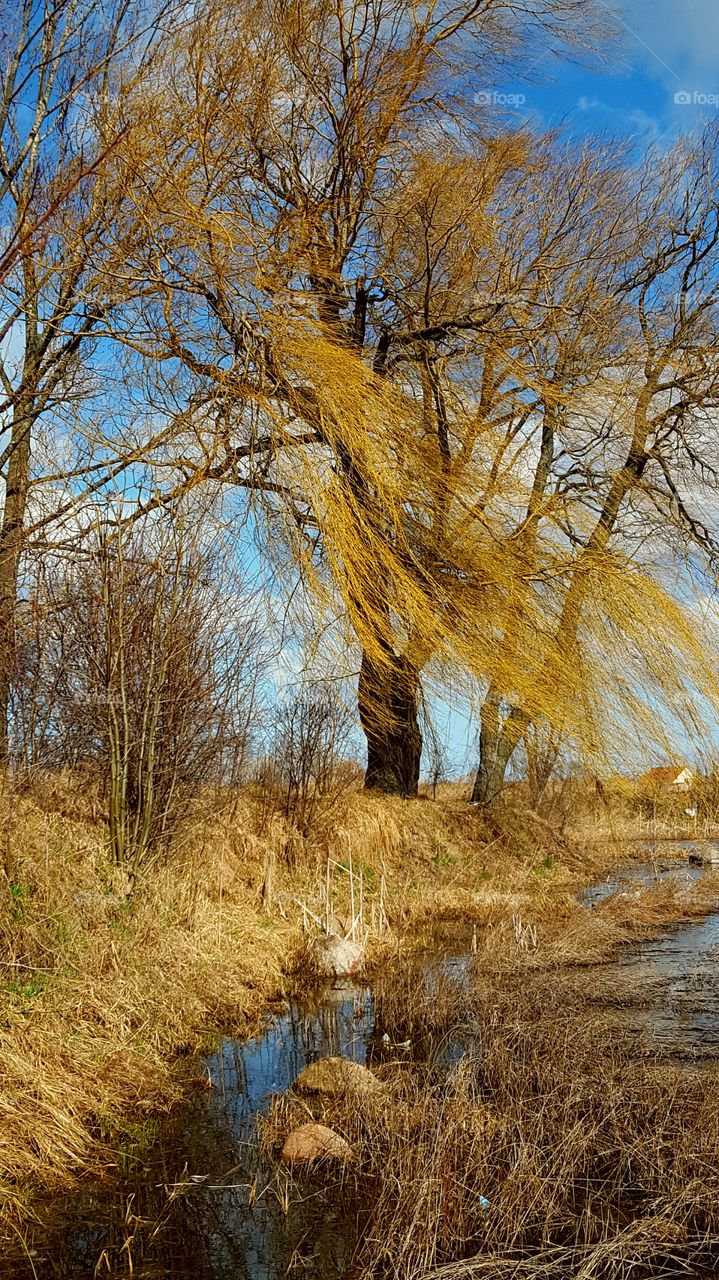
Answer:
313 933 365 978
688 849 719 867
293 1055 382 1098
280 1122 354 1167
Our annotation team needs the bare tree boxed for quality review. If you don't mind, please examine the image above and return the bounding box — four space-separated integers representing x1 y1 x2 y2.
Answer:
270 685 354 838
12 509 265 871
425 728 448 802
0 0 171 763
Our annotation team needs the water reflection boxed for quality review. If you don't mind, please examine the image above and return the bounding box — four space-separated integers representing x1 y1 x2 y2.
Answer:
16 985 378 1279
211 983 372 1141
579 855 705 906
14 962 472 1280
12 858 719 1276
571 849 719 1056
597 911 719 1057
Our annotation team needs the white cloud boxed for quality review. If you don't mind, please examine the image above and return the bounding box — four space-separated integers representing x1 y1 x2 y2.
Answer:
576 95 602 111
623 0 719 89
575 93 661 141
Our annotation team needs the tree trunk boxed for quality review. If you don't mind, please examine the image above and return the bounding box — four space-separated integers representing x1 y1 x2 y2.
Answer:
358 649 422 796
0 400 32 766
0 249 40 767
471 688 527 806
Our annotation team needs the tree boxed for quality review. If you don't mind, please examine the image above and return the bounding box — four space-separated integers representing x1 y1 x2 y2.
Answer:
13 505 265 870
98 0 620 795
271 685 354 837
471 128 719 803
0 0 169 763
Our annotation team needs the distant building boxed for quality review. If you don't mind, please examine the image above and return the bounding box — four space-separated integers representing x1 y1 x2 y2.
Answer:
638 765 694 793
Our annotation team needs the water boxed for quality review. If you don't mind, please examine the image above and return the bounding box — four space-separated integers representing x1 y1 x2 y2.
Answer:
574 851 719 1055
11 852 719 1277
578 851 705 906
596 908 719 1056
14 952 473 1279
20 986 375 1278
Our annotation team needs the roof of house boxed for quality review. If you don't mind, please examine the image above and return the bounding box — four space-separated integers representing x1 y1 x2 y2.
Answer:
639 765 692 787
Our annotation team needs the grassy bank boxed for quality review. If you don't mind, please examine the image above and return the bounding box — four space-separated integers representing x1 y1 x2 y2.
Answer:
0 774 599 1233
0 778 293 1231
267 884 719 1280
271 969 719 1280
1 773 718 1246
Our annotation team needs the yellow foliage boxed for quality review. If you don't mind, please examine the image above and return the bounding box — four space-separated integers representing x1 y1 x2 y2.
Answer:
93 0 719 779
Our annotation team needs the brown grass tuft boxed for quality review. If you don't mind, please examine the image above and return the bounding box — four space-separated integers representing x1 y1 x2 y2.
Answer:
0 771 711 1244
284 968 719 1280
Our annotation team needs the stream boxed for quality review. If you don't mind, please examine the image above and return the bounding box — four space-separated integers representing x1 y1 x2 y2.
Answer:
11 850 719 1278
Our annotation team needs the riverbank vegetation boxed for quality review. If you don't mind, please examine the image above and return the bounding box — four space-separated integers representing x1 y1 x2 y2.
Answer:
2 770 719 1242
0 775 573 1231
270 964 719 1280
3 0 719 1266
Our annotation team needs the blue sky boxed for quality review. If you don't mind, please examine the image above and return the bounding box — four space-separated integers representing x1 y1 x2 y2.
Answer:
473 0 719 148
435 1 719 780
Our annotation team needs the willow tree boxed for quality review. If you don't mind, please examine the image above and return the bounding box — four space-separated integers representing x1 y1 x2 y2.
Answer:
100 0 627 794
470 128 719 802
375 134 640 800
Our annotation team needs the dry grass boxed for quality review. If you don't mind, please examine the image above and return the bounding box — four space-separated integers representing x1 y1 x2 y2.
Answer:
424 773 719 846
569 808 719 843
267 961 719 1280
0 776 296 1227
470 875 719 971
0 770 713 1242
558 780 719 844
0 772 609 1233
